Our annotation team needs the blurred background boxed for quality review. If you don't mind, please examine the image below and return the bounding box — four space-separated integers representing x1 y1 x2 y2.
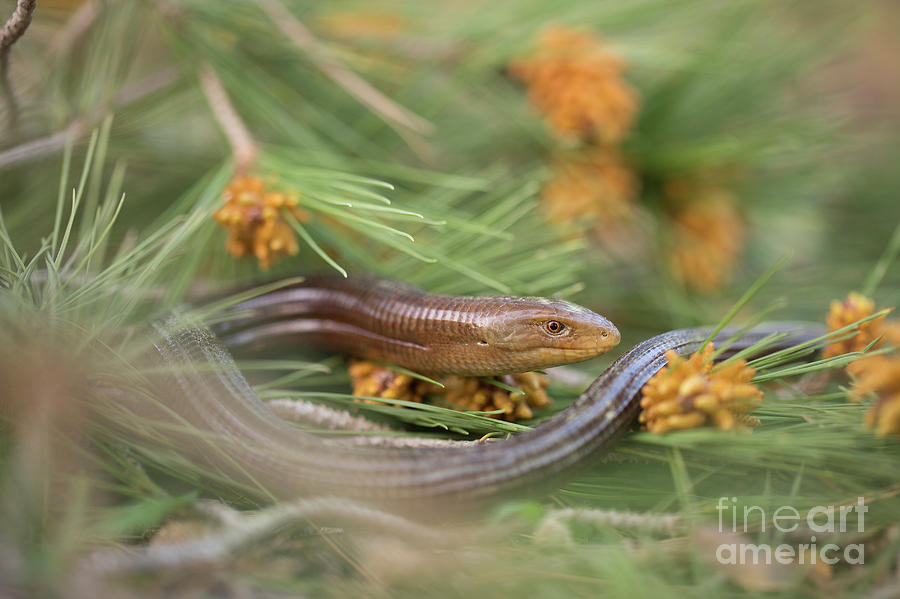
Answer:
1 0 899 597
3 1 898 336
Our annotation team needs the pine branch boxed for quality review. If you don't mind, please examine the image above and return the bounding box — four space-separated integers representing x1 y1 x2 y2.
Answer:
0 68 179 169
48 0 100 57
78 497 448 576
256 0 436 160
0 0 36 132
198 62 258 170
266 397 396 432
0 121 81 167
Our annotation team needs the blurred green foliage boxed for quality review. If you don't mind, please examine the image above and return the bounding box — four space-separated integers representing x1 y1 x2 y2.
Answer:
1 0 899 597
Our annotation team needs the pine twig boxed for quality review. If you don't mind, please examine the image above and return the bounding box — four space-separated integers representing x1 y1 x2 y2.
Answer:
255 0 436 160
0 120 82 167
0 68 179 169
198 62 258 171
0 0 36 132
48 0 100 57
256 0 433 135
534 507 684 547
267 397 396 433
266 398 489 446
339 436 484 448
79 497 448 576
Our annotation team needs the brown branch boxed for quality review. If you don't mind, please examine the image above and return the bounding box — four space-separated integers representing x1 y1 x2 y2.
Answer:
198 62 258 171
0 67 180 170
0 120 82 167
1 0 36 133
256 0 436 150
266 398 396 433
0 0 34 55
48 0 100 57
336 435 485 449
78 497 448 577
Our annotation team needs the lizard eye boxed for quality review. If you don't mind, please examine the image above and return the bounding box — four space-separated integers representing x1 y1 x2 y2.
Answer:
543 320 566 336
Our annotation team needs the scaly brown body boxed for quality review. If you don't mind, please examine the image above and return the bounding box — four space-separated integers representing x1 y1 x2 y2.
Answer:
217 275 620 375
143 275 824 508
